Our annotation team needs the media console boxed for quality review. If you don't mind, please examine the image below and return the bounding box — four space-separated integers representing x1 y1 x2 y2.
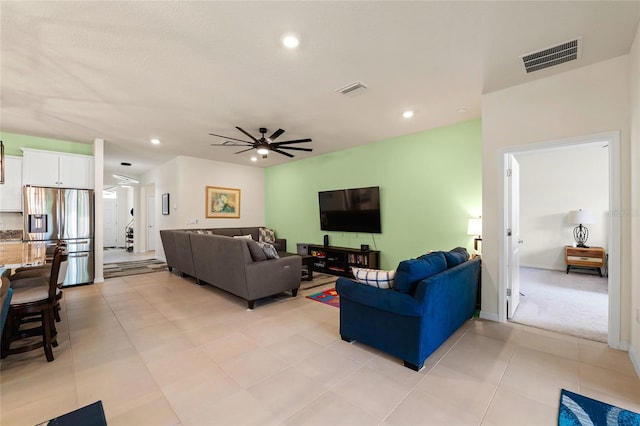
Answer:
307 244 380 277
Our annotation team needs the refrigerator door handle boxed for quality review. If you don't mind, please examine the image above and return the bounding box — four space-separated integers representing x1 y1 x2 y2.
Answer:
58 189 64 239
69 253 89 258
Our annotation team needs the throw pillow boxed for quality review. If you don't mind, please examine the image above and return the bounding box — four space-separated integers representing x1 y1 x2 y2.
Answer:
394 252 447 294
257 241 279 259
352 267 395 289
259 228 276 244
442 247 469 268
233 234 253 240
196 230 206 234
246 240 267 261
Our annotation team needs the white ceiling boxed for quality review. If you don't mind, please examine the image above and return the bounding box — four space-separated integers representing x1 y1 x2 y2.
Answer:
2 2 639 185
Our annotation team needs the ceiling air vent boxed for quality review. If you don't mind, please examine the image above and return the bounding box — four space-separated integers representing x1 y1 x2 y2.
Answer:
336 81 368 96
520 37 582 73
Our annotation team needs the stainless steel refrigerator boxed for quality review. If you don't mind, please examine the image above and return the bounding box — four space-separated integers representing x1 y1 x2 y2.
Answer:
23 186 95 286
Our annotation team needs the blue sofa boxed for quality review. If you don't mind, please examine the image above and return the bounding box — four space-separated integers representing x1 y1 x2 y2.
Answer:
336 250 480 371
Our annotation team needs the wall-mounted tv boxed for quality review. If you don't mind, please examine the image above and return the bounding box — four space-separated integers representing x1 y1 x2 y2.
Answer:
318 186 381 233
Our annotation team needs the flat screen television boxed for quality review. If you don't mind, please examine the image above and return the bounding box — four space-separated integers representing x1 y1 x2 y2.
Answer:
318 186 381 233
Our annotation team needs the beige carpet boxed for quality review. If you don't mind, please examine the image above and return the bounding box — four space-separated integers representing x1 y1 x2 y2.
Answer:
510 267 608 342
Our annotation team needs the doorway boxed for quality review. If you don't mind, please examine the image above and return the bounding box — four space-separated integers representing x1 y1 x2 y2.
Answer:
500 131 621 347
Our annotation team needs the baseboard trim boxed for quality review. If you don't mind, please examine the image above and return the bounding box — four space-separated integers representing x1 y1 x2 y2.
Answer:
629 344 640 378
479 311 501 322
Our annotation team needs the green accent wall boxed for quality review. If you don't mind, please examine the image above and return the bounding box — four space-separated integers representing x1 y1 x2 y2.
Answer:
0 132 93 156
265 119 482 270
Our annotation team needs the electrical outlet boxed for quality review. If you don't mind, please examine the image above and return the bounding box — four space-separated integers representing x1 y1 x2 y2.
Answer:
0 221 4 229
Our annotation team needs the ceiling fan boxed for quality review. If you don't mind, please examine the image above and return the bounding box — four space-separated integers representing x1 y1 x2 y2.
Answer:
210 127 312 158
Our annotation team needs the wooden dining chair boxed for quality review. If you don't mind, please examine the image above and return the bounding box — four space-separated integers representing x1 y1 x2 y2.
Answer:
1 248 68 362
9 244 67 323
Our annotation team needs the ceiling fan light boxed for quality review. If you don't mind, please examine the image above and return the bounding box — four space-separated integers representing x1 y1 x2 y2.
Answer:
257 147 269 155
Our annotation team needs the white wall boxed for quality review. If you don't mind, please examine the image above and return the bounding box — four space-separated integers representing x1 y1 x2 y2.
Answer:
140 155 265 261
517 145 609 270
481 55 632 343
629 24 640 374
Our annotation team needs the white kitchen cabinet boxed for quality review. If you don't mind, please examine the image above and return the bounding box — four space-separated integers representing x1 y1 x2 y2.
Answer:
0 155 23 211
22 148 94 189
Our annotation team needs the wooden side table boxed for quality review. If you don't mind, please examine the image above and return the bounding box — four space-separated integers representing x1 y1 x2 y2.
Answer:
564 246 606 277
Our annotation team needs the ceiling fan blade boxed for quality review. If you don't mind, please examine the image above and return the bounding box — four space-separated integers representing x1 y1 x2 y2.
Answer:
209 133 253 144
276 146 313 152
268 128 285 141
236 126 259 142
210 141 252 146
271 148 294 158
271 138 312 146
234 147 255 154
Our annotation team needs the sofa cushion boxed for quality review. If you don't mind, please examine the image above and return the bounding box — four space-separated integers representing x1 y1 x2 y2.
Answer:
394 252 447 294
442 247 469 268
213 228 241 237
246 240 268 261
259 228 276 244
352 267 395 289
257 242 279 259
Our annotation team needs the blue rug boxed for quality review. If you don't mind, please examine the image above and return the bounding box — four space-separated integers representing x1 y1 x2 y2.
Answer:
559 389 640 425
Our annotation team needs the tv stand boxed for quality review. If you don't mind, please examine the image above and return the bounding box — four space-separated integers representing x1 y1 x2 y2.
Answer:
307 244 380 277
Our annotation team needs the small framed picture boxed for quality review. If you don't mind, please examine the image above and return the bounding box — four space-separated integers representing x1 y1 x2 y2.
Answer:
162 193 170 215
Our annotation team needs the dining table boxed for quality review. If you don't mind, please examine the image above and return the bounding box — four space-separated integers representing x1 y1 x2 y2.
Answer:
0 241 47 269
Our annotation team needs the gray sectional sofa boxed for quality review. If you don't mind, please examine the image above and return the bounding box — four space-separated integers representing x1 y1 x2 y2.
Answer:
160 228 301 309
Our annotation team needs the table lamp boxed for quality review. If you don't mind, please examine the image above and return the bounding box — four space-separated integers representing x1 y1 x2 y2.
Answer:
568 209 594 248
467 217 482 251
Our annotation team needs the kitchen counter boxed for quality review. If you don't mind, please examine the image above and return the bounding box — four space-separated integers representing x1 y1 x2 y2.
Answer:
0 241 47 269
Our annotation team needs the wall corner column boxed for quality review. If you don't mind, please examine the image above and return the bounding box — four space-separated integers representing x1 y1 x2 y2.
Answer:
93 138 104 283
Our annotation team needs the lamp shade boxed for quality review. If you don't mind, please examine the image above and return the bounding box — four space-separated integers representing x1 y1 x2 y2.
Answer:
467 217 482 236
568 209 594 225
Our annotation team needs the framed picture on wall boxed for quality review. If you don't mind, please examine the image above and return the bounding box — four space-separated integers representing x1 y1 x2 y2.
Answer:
206 186 240 218
162 193 170 215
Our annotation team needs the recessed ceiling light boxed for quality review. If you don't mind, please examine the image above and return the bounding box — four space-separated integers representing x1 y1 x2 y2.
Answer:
457 107 468 113
250 156 258 162
402 110 414 119
150 138 161 145
282 34 300 49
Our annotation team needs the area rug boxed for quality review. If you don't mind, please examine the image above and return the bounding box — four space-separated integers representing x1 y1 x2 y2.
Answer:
306 288 340 308
558 389 640 425
103 259 168 279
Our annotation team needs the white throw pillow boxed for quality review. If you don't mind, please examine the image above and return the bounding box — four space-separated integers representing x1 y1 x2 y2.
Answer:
351 267 395 289
233 234 253 240
259 228 276 244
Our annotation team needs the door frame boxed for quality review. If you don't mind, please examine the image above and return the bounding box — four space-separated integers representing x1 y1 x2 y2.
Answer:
498 131 621 348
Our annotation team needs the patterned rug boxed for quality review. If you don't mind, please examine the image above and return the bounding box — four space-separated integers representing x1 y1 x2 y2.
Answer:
103 259 168 279
306 288 340 308
558 389 640 425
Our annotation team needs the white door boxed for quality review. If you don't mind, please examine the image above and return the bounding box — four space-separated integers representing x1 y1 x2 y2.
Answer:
507 155 521 318
103 197 118 247
147 195 155 251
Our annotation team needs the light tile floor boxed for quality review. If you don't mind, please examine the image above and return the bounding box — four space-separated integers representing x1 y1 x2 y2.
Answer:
1 271 639 425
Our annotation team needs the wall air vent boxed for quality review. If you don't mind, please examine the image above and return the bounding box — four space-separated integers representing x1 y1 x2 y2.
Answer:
336 81 368 96
520 37 582 73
